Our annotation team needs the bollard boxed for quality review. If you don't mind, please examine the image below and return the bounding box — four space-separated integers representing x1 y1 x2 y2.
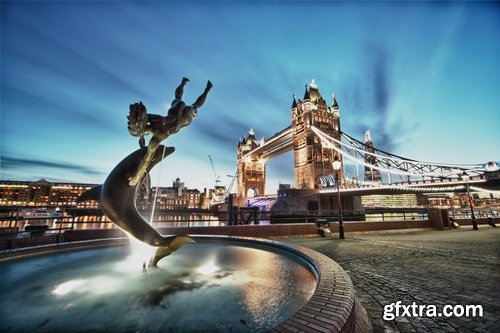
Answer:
253 207 260 225
227 194 234 225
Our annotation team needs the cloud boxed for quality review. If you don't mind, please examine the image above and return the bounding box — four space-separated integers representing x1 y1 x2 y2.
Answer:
7 12 157 103
367 45 395 152
2 84 113 131
193 113 251 151
342 44 419 156
1 154 104 176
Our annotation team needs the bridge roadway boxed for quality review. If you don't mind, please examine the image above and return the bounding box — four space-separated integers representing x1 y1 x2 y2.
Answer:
245 176 495 206
320 176 495 196
286 227 500 333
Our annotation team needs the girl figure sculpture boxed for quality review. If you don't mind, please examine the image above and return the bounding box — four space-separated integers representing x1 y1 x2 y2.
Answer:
127 78 212 186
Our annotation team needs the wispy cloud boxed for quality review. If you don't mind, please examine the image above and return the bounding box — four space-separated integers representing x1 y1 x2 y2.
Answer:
2 84 112 131
343 44 419 154
1 154 104 176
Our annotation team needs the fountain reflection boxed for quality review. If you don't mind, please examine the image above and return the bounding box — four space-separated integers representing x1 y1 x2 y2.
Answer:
52 279 86 296
1 241 316 332
114 232 156 272
196 259 220 275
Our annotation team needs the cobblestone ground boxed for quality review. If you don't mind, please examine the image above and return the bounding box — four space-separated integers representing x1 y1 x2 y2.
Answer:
285 227 500 333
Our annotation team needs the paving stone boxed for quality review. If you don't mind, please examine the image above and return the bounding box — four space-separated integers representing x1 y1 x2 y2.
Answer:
286 228 500 333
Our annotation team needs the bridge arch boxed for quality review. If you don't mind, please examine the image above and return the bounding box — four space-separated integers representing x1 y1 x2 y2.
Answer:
246 187 260 198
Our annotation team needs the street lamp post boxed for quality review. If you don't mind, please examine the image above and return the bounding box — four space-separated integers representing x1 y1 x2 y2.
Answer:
332 157 345 239
461 172 478 231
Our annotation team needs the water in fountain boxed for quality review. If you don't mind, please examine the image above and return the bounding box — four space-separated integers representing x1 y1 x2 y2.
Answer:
0 241 317 332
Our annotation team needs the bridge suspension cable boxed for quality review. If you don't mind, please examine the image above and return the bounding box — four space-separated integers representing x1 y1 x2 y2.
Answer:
311 126 485 180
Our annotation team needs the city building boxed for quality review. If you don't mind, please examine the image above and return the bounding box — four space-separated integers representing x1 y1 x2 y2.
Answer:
0 179 99 208
137 178 202 210
0 178 202 211
361 194 419 208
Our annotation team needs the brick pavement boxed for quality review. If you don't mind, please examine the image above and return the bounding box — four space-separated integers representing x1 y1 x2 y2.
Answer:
285 227 500 333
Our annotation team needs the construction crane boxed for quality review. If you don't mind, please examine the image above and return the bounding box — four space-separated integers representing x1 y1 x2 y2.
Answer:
208 155 221 187
224 169 238 199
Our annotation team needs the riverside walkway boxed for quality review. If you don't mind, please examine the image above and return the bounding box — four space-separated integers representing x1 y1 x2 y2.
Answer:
286 227 500 333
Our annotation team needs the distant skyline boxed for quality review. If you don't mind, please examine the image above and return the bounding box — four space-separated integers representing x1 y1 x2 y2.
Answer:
1 1 499 194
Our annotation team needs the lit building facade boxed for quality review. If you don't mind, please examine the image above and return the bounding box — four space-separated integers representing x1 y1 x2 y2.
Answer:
292 81 343 189
361 194 419 208
237 129 266 197
0 178 202 210
139 178 201 210
0 179 99 208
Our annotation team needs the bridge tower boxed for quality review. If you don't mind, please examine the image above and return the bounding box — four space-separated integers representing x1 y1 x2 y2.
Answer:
237 129 266 197
292 81 344 189
364 130 382 183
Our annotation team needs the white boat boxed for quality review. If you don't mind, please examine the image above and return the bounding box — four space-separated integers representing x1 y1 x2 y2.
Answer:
11 208 67 219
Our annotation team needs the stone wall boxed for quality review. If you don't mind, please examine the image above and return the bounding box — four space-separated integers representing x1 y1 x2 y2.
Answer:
329 220 432 233
63 224 321 242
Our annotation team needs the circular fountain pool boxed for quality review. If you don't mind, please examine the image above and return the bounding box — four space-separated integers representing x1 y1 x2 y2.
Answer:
0 238 317 332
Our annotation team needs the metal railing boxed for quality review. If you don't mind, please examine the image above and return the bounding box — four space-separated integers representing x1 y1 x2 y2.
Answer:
0 207 431 250
448 207 499 219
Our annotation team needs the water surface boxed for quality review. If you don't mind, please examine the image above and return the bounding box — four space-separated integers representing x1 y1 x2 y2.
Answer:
0 241 316 332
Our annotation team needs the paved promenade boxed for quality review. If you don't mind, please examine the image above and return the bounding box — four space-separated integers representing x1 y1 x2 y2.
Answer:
286 227 500 333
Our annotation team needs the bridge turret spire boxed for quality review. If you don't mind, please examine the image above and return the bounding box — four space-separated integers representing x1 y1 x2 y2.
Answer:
364 130 382 183
291 94 297 109
331 92 339 109
303 84 310 101
365 129 372 143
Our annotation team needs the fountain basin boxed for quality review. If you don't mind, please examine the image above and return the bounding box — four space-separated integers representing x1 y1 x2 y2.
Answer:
0 236 371 332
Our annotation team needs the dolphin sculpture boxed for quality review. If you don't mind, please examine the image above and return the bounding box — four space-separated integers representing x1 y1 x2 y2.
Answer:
77 144 194 266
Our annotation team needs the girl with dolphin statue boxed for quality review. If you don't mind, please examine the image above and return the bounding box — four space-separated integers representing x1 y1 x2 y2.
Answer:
77 77 212 266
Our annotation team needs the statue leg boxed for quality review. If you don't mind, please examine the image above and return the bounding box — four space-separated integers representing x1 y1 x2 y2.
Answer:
167 100 186 117
129 136 162 186
192 80 213 109
173 77 190 105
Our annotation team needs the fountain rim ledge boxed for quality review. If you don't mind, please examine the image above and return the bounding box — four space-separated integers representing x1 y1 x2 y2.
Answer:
0 235 372 333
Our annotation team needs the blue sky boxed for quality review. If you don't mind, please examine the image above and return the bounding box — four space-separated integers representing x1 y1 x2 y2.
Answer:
1 1 499 194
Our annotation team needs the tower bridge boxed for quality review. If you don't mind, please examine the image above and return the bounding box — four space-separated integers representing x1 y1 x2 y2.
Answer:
235 81 499 211
238 81 343 198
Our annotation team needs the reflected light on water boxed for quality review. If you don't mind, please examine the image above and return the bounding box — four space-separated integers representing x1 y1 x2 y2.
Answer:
88 276 124 295
114 233 156 272
52 276 124 297
5 242 317 332
196 259 220 275
52 279 87 296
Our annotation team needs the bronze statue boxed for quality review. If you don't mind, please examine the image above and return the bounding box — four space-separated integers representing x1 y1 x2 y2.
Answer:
77 77 212 266
127 78 212 186
77 145 194 266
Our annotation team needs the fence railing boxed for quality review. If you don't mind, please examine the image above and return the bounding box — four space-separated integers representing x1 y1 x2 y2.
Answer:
0 207 428 240
448 208 500 219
